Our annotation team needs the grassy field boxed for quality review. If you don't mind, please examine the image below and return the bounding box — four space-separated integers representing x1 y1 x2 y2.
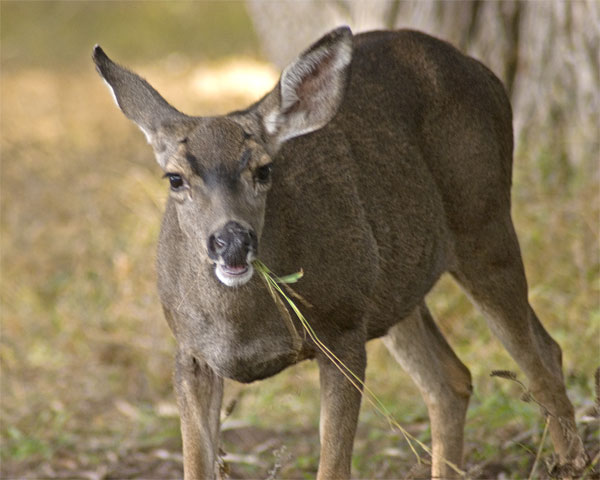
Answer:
1 3 598 479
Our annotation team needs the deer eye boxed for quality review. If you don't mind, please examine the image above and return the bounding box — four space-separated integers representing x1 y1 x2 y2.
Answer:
254 163 272 184
165 173 185 191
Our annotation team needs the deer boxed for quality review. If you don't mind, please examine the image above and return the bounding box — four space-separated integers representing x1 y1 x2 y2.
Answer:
93 26 588 479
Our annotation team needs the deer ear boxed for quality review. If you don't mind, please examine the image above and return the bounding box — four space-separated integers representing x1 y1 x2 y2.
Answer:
92 45 190 167
261 26 353 147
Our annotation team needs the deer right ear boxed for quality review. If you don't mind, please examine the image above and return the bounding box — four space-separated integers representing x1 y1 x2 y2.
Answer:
257 26 353 150
92 45 190 167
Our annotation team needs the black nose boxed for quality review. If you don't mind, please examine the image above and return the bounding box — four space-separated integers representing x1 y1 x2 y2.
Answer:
207 221 257 265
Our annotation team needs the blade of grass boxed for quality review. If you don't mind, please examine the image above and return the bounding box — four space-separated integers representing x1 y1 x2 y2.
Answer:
528 415 550 480
255 262 303 353
276 270 304 284
582 449 600 480
253 259 466 477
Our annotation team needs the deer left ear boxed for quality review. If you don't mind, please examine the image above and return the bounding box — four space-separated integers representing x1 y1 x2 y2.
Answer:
92 45 193 168
260 26 353 148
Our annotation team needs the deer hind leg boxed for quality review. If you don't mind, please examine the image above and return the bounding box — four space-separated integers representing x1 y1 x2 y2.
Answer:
450 215 588 472
383 303 472 479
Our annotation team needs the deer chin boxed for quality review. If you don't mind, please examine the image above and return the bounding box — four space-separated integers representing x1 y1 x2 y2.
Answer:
215 262 254 287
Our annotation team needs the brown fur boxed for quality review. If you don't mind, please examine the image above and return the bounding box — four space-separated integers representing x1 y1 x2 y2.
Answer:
93 27 587 479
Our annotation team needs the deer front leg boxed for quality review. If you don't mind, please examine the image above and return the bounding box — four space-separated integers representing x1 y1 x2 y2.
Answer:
174 348 223 480
316 336 366 480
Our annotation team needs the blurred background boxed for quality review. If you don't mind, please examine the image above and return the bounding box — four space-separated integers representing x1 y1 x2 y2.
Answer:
1 1 598 478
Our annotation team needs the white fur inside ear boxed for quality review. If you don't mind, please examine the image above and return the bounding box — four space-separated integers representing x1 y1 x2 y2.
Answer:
102 78 120 109
138 125 153 143
280 39 352 113
278 114 319 144
264 110 280 136
264 108 316 144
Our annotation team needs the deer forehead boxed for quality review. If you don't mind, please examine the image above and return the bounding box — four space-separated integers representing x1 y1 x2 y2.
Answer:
187 117 248 164
163 119 245 172
165 118 270 186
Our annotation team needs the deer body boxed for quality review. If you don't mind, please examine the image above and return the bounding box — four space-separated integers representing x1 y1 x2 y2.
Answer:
94 27 587 479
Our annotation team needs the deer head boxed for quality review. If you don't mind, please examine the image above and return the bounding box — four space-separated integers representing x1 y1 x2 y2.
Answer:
93 27 352 287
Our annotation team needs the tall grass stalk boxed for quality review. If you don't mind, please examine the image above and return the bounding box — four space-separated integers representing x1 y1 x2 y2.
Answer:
253 259 467 477
527 415 550 480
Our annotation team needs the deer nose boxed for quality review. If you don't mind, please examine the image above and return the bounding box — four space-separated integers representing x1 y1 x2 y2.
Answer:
207 221 257 264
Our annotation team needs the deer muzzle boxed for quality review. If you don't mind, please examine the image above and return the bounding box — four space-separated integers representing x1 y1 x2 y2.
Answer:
207 221 258 287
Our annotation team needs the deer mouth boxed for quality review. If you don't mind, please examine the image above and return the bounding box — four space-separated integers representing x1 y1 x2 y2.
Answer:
215 262 254 287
